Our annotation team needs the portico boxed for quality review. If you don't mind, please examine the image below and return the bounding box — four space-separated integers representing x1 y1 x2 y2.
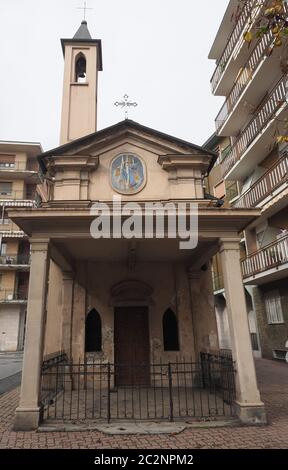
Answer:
10 204 266 429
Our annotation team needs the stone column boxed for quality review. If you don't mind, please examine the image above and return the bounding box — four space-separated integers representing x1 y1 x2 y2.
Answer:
14 239 50 431
61 271 74 359
220 239 266 424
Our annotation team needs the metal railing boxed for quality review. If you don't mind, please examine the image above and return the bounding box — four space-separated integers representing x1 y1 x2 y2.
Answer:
216 28 275 131
233 153 288 208
0 289 28 302
222 74 288 177
242 234 288 278
0 161 38 171
211 0 259 92
0 254 30 265
40 354 236 423
0 190 38 200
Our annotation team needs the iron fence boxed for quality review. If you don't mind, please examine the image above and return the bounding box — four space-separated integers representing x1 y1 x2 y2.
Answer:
40 353 236 423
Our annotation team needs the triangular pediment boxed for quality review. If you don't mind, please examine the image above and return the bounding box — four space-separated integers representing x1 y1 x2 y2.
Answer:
39 120 216 173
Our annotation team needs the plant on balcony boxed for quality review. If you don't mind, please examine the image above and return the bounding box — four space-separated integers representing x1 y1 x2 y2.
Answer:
239 0 288 54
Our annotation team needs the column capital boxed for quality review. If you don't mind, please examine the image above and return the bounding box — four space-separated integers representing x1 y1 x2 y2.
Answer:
219 238 241 253
29 238 50 253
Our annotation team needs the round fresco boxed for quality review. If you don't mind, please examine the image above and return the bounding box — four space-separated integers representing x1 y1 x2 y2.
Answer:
110 154 146 194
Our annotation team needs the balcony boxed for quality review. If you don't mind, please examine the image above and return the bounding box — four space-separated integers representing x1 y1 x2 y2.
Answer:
242 234 288 284
0 289 28 303
0 161 40 184
215 2 288 132
0 190 40 207
221 74 288 180
216 30 279 135
233 153 288 208
0 254 30 270
211 0 260 95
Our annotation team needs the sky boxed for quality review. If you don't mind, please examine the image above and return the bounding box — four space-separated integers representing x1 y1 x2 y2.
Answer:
0 0 229 151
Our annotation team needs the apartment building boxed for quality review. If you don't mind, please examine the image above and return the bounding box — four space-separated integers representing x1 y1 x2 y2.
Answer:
208 0 288 361
0 141 43 351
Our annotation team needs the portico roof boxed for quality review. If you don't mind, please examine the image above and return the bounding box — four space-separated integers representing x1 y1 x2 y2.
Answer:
8 205 260 237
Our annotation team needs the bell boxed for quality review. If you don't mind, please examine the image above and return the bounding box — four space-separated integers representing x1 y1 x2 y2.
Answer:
78 71 86 79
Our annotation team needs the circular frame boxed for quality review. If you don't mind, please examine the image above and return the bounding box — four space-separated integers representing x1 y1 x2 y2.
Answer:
110 153 147 195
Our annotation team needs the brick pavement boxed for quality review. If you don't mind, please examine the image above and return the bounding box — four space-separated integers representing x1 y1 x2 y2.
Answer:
0 359 287 449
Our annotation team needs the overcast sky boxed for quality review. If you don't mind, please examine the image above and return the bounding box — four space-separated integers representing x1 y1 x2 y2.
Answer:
0 0 228 151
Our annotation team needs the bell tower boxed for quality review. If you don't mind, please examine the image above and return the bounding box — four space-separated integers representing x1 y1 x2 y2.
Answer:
59 20 103 145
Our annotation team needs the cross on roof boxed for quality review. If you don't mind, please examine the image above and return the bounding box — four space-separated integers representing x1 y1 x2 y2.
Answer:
77 1 93 21
114 94 138 120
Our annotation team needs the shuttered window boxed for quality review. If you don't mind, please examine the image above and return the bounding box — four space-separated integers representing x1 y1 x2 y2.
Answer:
264 290 284 324
0 182 12 195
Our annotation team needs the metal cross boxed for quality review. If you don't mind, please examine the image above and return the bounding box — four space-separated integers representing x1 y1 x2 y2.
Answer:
114 94 138 120
77 1 93 21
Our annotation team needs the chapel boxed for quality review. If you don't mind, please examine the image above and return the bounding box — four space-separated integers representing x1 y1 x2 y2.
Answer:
10 20 266 430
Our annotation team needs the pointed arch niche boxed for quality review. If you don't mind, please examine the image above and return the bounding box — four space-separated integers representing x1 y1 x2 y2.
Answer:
163 308 180 351
85 308 102 352
75 52 87 83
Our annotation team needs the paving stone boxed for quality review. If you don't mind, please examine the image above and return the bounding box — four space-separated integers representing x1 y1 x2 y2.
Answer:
0 359 287 449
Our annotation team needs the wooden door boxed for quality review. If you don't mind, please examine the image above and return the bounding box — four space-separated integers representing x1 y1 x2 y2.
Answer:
114 307 150 386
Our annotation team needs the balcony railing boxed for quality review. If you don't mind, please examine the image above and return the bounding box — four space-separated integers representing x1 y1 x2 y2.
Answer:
211 0 259 93
242 234 288 279
222 74 288 177
216 29 274 131
0 254 30 265
0 190 38 201
0 289 28 302
0 161 38 171
233 153 288 208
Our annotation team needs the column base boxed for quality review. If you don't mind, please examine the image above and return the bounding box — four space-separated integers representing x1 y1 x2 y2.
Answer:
13 406 43 431
234 401 267 425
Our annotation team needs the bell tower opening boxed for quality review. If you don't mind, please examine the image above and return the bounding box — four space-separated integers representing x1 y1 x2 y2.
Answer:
75 53 87 83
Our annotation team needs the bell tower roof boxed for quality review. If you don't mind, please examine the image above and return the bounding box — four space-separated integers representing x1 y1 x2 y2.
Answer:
73 20 92 40
60 21 103 71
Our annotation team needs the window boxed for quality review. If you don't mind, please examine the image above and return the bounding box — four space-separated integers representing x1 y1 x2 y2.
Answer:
0 182 12 196
264 290 284 324
163 309 180 351
75 53 87 83
85 309 102 352
0 155 15 168
0 243 7 256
